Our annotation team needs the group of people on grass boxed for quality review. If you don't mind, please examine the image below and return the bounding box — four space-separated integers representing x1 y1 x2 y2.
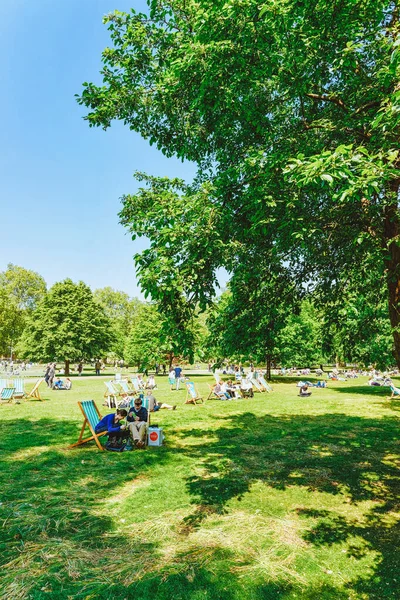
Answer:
96 389 176 449
44 363 72 390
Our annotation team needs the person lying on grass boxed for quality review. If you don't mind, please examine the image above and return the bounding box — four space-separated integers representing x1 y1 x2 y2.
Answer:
95 409 128 436
145 390 176 411
126 398 148 448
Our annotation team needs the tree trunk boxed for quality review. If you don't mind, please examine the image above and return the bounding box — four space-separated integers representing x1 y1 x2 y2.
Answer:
168 352 174 369
384 189 400 367
64 359 70 376
266 354 272 380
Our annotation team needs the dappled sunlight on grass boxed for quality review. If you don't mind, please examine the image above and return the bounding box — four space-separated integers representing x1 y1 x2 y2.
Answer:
0 375 399 598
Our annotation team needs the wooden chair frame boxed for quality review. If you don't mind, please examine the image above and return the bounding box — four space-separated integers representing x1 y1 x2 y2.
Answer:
185 381 204 405
27 378 44 401
0 387 15 403
69 400 106 451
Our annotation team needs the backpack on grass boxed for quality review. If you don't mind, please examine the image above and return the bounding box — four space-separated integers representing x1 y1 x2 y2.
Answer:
105 432 131 452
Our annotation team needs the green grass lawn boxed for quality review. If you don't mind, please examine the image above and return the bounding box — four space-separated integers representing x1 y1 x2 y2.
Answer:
0 375 399 599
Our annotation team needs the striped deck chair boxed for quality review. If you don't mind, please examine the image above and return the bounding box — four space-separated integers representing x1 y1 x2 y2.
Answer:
69 400 106 451
389 383 400 398
259 375 273 392
247 377 262 393
0 379 7 392
104 381 125 409
206 383 228 400
118 380 135 396
13 379 27 399
0 387 15 403
130 377 141 393
27 378 44 401
185 381 203 404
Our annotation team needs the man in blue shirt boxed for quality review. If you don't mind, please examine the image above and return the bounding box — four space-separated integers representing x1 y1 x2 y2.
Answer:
127 398 148 448
174 365 183 390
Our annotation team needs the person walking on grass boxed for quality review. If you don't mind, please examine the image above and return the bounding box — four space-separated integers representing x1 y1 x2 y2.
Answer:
168 367 176 391
174 364 183 390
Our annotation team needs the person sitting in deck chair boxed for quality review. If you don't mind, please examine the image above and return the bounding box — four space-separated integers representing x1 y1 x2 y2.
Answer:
213 381 231 400
240 378 254 398
126 397 148 448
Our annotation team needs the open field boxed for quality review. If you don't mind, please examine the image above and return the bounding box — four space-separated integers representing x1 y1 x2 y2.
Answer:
0 375 399 599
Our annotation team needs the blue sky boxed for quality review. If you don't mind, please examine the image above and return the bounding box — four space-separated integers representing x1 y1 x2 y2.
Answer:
0 0 198 298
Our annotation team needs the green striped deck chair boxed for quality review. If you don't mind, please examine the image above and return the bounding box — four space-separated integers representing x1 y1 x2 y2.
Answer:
69 400 106 451
1 387 15 403
0 379 7 392
13 379 26 399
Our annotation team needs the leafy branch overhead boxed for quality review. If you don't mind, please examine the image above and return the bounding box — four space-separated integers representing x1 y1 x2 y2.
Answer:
78 0 400 365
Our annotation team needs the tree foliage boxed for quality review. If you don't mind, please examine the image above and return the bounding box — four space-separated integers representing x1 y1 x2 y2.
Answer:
94 286 139 358
0 264 46 357
78 0 400 366
19 280 113 372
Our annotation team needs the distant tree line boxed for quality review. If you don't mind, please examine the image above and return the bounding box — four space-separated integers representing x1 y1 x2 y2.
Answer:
0 264 394 376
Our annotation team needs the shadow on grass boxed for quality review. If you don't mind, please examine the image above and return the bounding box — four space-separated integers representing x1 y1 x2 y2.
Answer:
334 385 391 397
0 418 297 600
178 412 400 599
1 410 399 599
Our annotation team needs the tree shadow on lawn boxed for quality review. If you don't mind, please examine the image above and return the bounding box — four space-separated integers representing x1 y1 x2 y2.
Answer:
334 385 391 397
178 412 400 599
0 419 305 600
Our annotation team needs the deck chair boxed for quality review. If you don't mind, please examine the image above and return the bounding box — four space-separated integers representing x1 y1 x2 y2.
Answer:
69 400 106 451
0 379 8 392
13 379 26 399
27 378 44 400
185 381 204 404
259 375 273 392
249 377 263 393
104 381 125 409
206 383 229 400
118 380 135 396
0 387 15 403
130 377 141 393
389 384 400 398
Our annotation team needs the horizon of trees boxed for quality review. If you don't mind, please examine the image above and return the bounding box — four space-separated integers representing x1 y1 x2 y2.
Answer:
0 263 395 373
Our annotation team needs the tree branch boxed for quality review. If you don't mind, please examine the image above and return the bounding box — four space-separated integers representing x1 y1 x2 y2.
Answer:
305 93 348 112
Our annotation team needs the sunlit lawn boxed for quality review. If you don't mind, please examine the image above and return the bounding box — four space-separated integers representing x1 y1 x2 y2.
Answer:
0 374 399 599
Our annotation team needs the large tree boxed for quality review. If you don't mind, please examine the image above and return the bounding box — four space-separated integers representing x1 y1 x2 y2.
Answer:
0 264 46 358
78 1 400 363
19 279 113 374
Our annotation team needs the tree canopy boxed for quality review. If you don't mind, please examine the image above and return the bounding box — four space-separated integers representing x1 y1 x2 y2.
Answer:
78 0 400 366
0 264 46 357
19 279 113 373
